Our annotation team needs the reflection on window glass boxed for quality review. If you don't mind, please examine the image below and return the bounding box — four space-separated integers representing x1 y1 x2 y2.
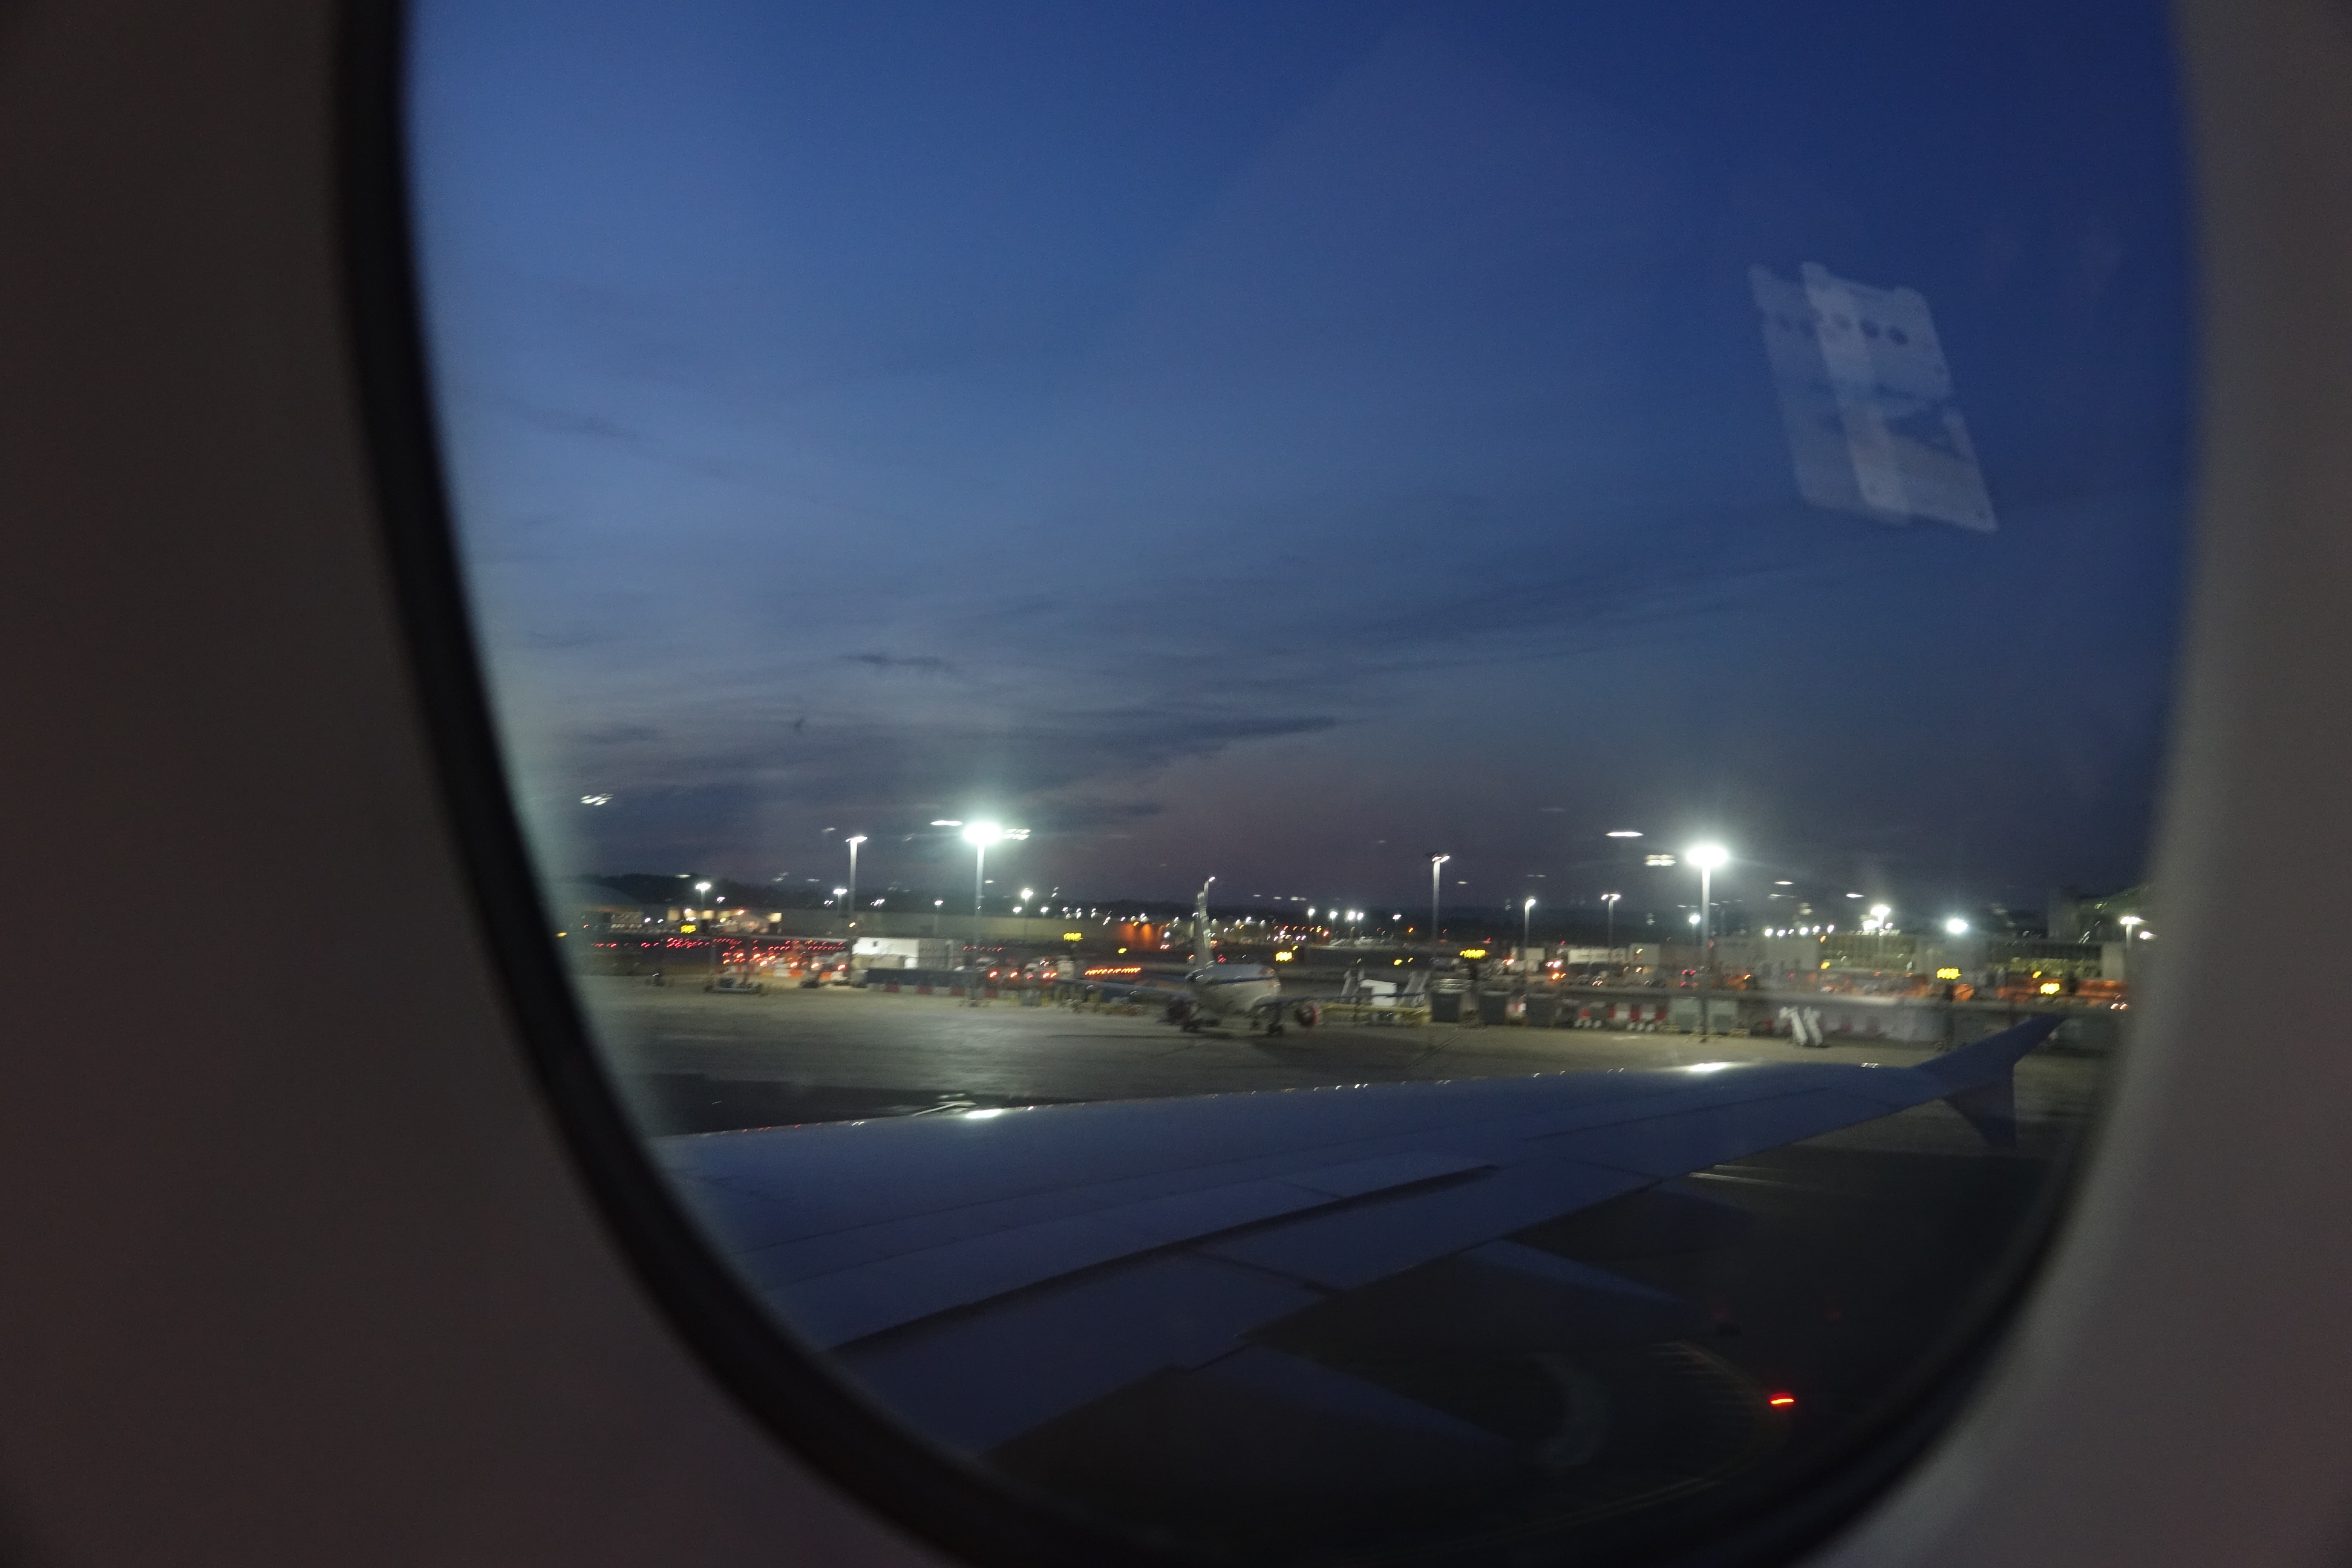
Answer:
408 1 2185 1559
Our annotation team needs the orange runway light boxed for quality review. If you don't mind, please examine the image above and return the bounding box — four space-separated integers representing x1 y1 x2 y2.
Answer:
1767 1394 1797 1408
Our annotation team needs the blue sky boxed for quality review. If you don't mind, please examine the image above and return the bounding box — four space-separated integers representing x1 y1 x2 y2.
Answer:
410 0 2190 919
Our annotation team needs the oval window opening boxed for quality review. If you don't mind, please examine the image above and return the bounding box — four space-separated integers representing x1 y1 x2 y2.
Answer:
397 1 2187 1561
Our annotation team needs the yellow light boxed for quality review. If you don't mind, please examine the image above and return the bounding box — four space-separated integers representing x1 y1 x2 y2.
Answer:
1063 932 1082 941
1273 951 1295 962
1459 948 1489 959
1935 967 1961 980
2040 981 2064 995
1820 960 1831 969
680 923 697 933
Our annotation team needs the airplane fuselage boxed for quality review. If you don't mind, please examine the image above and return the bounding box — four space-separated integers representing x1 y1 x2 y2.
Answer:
1186 965 1283 1021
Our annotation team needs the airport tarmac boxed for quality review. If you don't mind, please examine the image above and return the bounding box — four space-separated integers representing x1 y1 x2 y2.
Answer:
575 976 2106 1157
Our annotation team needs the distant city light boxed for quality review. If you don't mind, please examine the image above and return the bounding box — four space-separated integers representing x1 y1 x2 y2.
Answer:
1645 854 1677 867
1606 830 1644 838
930 818 962 826
578 794 611 806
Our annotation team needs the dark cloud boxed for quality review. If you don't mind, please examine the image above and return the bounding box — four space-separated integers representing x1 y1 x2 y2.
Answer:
842 652 952 674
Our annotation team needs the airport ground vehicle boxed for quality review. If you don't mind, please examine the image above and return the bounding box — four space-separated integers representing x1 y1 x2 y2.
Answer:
707 976 766 996
8 3 2352 1567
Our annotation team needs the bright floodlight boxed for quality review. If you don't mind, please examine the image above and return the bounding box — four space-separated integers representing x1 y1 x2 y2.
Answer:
961 821 1004 846
1945 917 1970 935
832 887 847 896
1606 830 1643 838
1688 912 1702 925
1870 904 1891 919
844 834 866 847
930 818 962 827
694 880 712 895
1686 843 1728 869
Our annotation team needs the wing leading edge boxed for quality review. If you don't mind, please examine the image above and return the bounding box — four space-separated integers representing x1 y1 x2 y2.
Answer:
658 1016 2057 1452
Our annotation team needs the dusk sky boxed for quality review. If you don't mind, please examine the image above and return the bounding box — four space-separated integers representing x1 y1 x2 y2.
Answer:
408 0 2189 923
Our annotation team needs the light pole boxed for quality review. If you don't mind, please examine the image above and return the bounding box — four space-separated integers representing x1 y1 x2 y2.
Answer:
1601 892 1621 955
1522 896 1535 956
693 880 716 981
843 835 865 933
1687 844 1728 1038
1429 854 1450 952
961 822 1004 955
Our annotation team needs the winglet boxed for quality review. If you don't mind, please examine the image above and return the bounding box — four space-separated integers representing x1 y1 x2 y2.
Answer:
1912 1014 2062 1147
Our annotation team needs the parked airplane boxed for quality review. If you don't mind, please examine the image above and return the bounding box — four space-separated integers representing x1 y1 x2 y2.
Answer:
1158 879 1324 1035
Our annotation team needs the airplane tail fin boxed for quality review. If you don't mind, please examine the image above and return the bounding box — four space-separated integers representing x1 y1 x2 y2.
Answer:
1913 1014 2062 1148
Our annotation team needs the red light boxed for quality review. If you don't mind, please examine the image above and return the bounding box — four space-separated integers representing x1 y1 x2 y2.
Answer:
1767 1394 1797 1408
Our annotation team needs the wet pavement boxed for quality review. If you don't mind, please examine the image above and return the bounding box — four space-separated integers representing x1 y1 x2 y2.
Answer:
578 978 2104 1155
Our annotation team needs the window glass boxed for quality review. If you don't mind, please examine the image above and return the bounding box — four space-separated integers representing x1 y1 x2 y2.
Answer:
406 2 2186 1560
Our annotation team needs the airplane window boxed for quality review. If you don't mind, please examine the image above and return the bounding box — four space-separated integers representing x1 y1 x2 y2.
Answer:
397 1 2186 1561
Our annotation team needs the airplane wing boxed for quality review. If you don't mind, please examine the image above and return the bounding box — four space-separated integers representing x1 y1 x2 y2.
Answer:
656 1016 2057 1453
